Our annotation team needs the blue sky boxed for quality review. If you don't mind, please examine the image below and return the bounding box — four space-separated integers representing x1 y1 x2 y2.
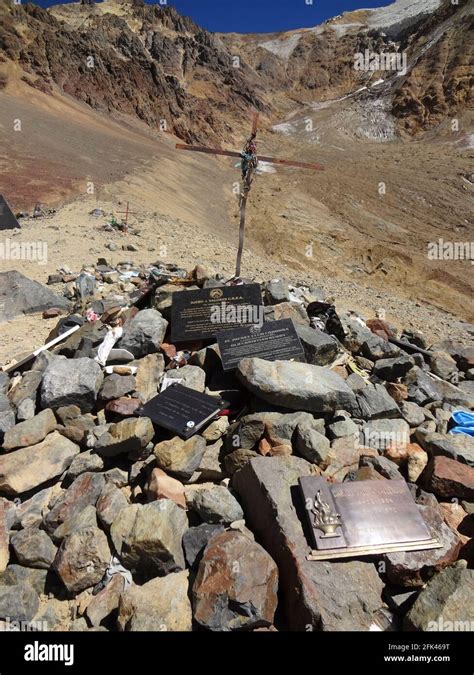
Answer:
33 0 394 33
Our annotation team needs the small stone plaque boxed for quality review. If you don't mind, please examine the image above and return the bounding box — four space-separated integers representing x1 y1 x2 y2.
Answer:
171 284 263 343
299 477 442 560
216 318 304 371
136 384 227 439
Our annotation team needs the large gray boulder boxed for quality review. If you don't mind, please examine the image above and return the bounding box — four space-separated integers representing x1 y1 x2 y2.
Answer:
190 486 243 525
237 359 358 414
232 457 385 630
296 325 339 366
355 384 400 419
0 271 69 323
110 500 188 578
10 528 57 570
404 566 474 631
0 584 39 623
119 309 168 358
40 357 104 413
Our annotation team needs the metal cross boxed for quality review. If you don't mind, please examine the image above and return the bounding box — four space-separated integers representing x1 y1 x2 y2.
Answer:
176 113 324 280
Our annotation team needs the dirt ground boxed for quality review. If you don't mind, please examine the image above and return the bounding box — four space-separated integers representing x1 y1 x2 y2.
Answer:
0 77 473 365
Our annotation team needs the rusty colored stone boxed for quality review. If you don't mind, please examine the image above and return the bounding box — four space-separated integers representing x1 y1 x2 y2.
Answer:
146 468 186 509
42 308 62 319
87 574 125 627
105 397 141 417
44 472 105 535
366 319 396 341
353 466 386 481
193 530 278 631
385 382 408 402
424 456 474 501
439 503 474 543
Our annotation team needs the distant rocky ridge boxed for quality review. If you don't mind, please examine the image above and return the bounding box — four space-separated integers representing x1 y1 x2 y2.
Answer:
0 0 471 142
0 260 473 631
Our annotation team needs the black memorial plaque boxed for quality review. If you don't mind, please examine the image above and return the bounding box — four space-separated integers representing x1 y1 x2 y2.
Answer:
171 284 263 343
299 477 441 560
137 384 227 439
216 318 304 370
0 195 20 231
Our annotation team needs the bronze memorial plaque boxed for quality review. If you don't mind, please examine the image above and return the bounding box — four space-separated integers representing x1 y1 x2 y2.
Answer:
298 477 442 560
171 284 263 343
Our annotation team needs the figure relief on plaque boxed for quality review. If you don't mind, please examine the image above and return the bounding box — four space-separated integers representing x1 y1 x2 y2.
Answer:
312 491 342 539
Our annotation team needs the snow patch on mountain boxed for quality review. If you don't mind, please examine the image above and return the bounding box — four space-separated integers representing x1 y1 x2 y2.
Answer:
259 33 302 60
367 0 442 35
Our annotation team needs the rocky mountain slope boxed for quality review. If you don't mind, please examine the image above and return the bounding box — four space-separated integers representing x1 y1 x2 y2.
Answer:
0 0 472 141
0 0 267 145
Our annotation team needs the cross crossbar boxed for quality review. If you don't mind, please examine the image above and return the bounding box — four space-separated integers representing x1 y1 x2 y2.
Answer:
175 144 324 171
176 113 324 279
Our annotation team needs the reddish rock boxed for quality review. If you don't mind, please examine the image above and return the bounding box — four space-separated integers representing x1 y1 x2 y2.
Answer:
161 343 177 361
146 468 186 509
44 472 105 535
258 433 291 458
86 574 125 627
385 444 409 466
54 526 110 594
324 437 374 482
423 456 474 500
193 531 279 631
353 466 386 481
258 438 272 457
385 383 408 402
42 308 62 319
96 483 129 528
366 319 396 341
439 503 474 543
383 504 461 587
105 398 141 417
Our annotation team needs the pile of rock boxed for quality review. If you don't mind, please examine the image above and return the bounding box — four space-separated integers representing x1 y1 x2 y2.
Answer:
0 266 473 632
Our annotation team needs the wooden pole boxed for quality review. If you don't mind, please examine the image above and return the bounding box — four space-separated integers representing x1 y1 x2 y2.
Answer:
236 191 248 279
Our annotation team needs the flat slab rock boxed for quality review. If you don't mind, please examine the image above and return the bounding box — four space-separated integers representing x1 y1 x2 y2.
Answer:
237 358 358 414
0 431 80 496
0 270 70 323
232 456 385 631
